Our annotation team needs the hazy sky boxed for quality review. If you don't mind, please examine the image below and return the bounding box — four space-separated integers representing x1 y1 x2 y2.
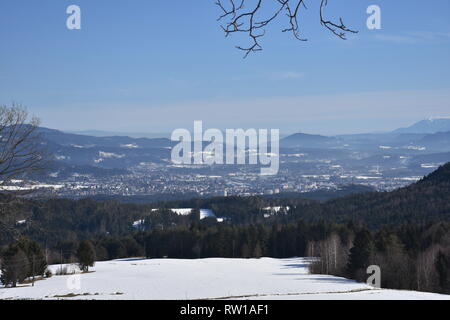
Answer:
1 0 450 135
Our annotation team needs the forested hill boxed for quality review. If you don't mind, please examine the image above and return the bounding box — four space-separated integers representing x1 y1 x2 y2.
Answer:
297 162 450 227
135 163 450 227
418 161 450 185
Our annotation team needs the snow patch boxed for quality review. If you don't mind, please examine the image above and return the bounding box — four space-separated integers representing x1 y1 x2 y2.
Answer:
99 151 125 159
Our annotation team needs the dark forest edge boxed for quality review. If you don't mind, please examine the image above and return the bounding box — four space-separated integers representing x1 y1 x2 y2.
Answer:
1 163 450 294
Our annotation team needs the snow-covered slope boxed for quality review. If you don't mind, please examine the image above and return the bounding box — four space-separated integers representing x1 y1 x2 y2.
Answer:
0 258 448 300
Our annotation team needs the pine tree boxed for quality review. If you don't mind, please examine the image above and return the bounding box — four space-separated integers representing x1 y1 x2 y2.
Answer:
253 242 263 258
17 237 48 278
190 208 201 222
0 244 29 287
347 229 373 280
76 240 96 272
435 250 449 293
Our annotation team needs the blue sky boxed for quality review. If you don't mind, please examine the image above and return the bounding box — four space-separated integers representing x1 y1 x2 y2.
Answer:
1 0 450 135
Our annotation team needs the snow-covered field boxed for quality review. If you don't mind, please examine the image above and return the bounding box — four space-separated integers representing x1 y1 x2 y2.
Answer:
1 257 449 300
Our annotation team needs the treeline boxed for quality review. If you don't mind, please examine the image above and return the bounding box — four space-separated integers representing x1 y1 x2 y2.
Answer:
0 196 193 247
0 237 96 287
147 221 449 294
25 220 449 294
0 237 48 287
308 222 450 294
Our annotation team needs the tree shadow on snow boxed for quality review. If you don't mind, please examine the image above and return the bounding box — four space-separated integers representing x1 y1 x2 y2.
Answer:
281 263 309 269
293 276 355 284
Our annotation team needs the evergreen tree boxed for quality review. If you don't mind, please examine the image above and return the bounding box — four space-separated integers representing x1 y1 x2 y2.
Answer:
190 208 201 222
435 250 449 293
0 244 29 287
253 242 263 258
76 240 96 272
103 238 126 260
17 237 47 277
373 231 411 289
347 229 373 280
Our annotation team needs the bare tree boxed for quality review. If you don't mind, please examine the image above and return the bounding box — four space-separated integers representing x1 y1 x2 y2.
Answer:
416 245 440 292
308 233 348 276
0 103 48 238
0 103 46 186
216 0 357 57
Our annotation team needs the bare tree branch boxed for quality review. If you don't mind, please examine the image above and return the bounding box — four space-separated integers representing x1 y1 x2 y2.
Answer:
319 0 357 40
0 103 48 188
216 0 358 58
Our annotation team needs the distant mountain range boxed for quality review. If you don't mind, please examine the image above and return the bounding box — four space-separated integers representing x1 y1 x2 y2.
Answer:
281 131 450 152
40 127 172 149
393 118 450 134
26 117 450 181
68 130 170 139
32 127 173 179
280 133 337 148
279 118 450 151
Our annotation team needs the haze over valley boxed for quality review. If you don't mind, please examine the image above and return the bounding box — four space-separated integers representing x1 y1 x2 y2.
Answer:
6 118 450 202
